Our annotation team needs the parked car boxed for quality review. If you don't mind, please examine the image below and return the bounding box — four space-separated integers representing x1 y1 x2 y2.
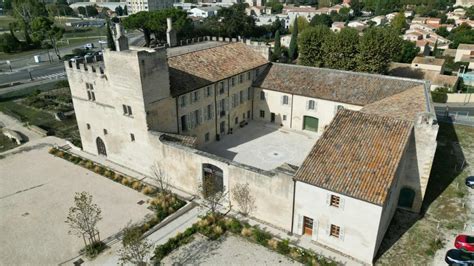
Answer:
83 43 94 49
455 235 474 252
466 176 474 188
445 249 474 265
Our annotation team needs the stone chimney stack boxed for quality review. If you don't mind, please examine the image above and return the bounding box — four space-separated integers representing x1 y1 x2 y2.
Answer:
115 23 129 51
166 17 177 47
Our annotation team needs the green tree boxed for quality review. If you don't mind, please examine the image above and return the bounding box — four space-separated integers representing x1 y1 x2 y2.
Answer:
318 0 331 8
310 14 333 27
11 0 48 46
356 27 399 74
298 25 331 67
0 33 21 53
290 16 309 33
448 23 474 48
273 29 281 62
436 26 449 38
265 0 284 13
392 40 419 63
123 11 152 46
118 225 152 266
466 6 474 20
288 18 298 62
322 28 359 71
115 6 123 16
350 0 363 17
123 5 128 15
106 20 116 51
148 8 193 41
31 16 64 59
391 11 407 33
85 5 99 17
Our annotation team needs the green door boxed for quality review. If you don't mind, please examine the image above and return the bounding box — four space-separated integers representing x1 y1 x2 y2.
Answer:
303 116 318 132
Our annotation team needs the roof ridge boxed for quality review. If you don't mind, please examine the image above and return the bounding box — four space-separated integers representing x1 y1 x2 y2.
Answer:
271 62 428 85
167 42 233 59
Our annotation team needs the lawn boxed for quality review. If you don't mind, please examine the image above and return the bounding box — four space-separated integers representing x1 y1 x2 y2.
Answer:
376 123 472 265
0 16 15 30
0 86 80 147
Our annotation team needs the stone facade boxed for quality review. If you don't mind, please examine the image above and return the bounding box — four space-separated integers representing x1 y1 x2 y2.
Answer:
66 36 438 264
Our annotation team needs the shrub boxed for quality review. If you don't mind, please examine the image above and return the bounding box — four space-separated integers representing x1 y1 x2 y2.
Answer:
81 241 107 258
268 238 278 249
277 239 291 255
253 227 272 246
85 161 94 169
142 186 154 195
113 173 123 182
48 148 58 155
431 87 449 103
57 151 65 158
131 181 142 191
241 227 253 237
103 170 114 178
213 225 224 236
122 178 130 186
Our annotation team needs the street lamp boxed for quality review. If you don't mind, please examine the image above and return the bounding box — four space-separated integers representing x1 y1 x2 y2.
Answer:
27 68 33 81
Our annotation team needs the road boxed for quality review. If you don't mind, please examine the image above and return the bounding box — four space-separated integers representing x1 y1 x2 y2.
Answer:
0 62 65 85
434 105 474 116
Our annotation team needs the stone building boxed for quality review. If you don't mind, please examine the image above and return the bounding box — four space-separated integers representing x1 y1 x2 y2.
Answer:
65 29 438 264
126 0 173 13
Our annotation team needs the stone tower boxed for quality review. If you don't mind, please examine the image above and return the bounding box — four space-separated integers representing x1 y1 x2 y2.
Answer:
115 23 129 51
166 17 177 47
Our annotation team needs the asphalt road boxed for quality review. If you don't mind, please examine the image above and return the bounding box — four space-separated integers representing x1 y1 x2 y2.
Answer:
0 63 65 84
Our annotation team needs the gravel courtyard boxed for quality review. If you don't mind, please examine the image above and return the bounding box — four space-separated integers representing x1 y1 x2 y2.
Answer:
0 140 152 265
161 233 300 265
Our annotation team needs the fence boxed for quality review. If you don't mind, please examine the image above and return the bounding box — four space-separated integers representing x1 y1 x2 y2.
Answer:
436 110 474 127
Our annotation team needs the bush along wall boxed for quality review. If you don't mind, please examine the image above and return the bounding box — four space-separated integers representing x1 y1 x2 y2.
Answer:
153 213 336 266
48 147 186 234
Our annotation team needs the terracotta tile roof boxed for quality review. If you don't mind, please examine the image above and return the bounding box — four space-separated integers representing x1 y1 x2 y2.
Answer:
361 85 427 121
160 133 197 148
412 56 445 66
295 109 413 205
168 43 268 97
253 63 423 106
388 63 459 88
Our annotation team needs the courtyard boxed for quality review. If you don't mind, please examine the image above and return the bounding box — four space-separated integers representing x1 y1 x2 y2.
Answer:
161 233 300 265
201 122 319 171
0 139 152 265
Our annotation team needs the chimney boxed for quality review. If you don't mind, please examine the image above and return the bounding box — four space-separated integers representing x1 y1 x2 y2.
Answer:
166 17 177 47
115 23 129 51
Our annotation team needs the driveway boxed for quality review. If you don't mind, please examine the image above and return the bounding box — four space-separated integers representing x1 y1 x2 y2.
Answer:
0 139 153 265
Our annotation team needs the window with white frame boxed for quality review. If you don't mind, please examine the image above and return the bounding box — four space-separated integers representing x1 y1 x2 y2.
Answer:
330 224 340 238
308 100 316 110
282 95 289 105
330 195 340 207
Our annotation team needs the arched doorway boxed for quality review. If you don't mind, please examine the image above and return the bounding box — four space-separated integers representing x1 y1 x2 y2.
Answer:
303 116 319 132
202 164 224 198
96 137 107 156
398 187 415 208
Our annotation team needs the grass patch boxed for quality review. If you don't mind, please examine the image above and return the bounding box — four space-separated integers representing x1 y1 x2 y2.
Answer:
376 122 471 265
0 16 15 30
0 134 18 153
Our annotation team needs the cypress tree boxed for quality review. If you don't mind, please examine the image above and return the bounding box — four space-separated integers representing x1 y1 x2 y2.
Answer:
288 18 298 62
124 5 128 15
273 30 281 62
106 20 116 51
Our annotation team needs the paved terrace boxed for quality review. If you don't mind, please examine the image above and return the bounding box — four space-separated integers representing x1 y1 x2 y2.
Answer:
201 122 319 171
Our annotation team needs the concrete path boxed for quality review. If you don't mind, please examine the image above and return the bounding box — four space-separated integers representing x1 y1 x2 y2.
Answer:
0 111 42 142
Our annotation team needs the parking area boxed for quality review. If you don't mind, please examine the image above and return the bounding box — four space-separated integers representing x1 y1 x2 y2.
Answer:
0 141 152 265
201 121 319 171
161 233 300 265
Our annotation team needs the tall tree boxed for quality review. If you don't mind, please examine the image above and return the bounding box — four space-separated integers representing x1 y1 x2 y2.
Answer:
391 11 407 33
11 0 48 46
310 14 333 27
115 6 123 16
273 29 281 62
31 16 64 59
356 27 399 74
232 183 256 217
322 28 359 71
392 40 419 63
290 16 309 33
123 11 152 46
106 20 116 51
298 25 331 67
123 5 128 16
65 192 103 250
288 17 298 62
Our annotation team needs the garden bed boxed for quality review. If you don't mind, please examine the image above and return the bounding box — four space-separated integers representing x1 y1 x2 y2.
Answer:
153 213 336 266
48 147 187 239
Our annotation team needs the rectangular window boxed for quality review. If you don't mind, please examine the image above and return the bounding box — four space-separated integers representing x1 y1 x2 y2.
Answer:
240 90 244 104
130 133 135 142
235 117 239 125
247 87 252 100
86 123 91 130
180 96 186 108
219 82 225 94
260 91 265 100
239 74 243 83
232 94 238 107
219 99 225 117
282 95 289 105
103 129 108 135
192 91 199 102
206 86 211 97
330 224 340 238
207 104 212 120
194 110 200 126
86 83 96 102
330 195 340 208
247 71 251 80
283 115 287 121
205 132 210 142
231 77 235 87
247 110 251 119
308 100 316 110
123 104 133 116
260 110 265 118
181 115 188 131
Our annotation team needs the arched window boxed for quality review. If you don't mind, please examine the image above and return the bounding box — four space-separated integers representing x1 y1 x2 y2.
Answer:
96 137 107 156
202 164 224 198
